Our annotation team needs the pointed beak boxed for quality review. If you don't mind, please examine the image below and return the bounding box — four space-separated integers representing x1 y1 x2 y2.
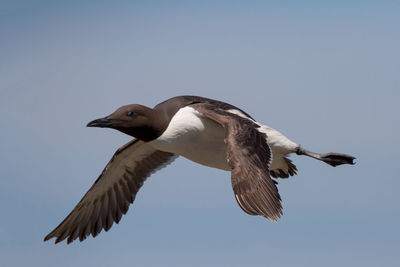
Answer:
87 117 121 128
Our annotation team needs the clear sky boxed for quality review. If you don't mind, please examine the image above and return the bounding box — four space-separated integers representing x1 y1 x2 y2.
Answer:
1 1 399 266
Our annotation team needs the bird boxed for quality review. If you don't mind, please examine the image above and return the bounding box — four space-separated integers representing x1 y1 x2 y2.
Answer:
44 95 355 244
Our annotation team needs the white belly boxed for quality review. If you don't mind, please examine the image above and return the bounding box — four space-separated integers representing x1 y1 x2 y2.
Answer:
149 106 231 171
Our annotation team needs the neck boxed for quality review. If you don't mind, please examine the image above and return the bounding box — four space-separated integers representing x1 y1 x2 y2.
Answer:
116 108 166 142
118 126 160 142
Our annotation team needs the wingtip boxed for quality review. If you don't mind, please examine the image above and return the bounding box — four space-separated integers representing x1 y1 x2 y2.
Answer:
264 214 281 222
264 208 283 222
43 234 52 242
43 236 62 244
55 236 65 244
44 232 69 244
44 229 60 243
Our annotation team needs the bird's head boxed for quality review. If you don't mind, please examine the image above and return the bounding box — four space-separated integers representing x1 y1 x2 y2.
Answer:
87 104 162 141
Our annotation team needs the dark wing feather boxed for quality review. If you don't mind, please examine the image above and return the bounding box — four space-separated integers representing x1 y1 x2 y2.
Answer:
270 157 298 178
192 104 282 221
44 139 177 244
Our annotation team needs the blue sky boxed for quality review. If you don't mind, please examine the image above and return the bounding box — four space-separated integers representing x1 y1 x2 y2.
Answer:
1 1 399 266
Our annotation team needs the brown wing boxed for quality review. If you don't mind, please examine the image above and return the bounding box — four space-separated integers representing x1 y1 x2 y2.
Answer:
192 104 282 221
44 139 177 244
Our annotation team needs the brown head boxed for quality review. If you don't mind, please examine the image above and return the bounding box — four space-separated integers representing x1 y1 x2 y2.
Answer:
87 104 164 141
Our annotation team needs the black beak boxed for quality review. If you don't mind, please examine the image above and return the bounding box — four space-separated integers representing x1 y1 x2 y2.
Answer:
87 117 121 128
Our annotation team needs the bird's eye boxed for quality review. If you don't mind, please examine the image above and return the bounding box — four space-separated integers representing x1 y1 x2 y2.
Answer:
127 111 134 117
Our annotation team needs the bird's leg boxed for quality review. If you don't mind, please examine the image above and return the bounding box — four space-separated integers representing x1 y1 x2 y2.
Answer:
296 147 356 167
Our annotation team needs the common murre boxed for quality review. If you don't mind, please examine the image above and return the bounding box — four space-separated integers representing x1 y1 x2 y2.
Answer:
44 95 355 244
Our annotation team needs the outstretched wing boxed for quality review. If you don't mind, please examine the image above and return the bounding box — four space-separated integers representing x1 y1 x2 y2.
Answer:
192 103 282 221
44 139 177 244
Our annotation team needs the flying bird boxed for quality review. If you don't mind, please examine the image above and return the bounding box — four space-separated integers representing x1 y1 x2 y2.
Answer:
44 95 355 244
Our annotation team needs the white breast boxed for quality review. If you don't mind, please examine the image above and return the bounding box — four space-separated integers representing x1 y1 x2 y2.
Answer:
149 106 231 171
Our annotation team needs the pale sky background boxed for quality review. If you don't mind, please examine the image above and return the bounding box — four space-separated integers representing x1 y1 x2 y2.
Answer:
1 1 399 266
